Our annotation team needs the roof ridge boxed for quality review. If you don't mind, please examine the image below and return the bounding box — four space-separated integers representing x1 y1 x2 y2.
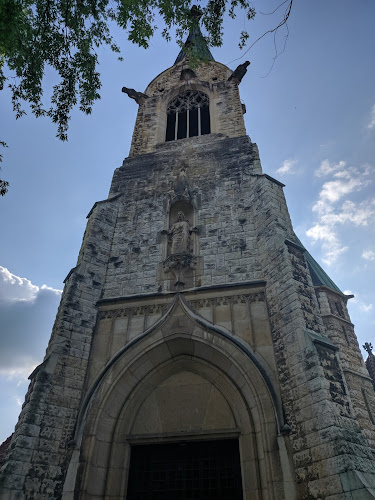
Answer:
295 236 342 293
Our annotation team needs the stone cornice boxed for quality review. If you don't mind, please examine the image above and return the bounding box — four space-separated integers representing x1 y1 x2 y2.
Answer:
321 313 354 327
97 279 267 306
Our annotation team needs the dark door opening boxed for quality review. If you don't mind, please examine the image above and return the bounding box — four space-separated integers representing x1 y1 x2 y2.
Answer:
127 439 243 500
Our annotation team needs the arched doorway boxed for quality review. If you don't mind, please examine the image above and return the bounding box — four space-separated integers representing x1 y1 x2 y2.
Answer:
63 298 290 499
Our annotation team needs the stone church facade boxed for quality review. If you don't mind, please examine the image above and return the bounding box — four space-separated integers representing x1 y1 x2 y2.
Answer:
2 28 375 500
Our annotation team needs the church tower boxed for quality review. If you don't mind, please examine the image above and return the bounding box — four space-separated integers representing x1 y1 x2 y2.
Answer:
2 22 375 500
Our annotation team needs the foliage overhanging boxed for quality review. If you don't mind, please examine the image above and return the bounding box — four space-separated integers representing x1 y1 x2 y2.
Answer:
0 0 292 194
0 0 256 141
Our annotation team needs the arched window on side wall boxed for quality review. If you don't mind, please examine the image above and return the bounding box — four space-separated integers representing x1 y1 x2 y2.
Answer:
166 90 210 142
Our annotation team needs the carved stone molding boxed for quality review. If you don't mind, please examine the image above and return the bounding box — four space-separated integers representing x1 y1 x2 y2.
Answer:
189 291 265 310
163 253 198 288
98 303 167 321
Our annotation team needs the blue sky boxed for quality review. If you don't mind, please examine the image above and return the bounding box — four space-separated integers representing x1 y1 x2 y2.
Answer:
1 0 375 443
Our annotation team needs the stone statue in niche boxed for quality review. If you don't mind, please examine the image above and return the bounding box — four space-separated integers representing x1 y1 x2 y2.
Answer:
169 211 196 254
162 209 199 289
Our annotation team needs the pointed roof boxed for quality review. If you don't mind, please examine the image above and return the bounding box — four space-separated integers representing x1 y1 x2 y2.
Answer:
295 236 342 293
305 251 342 293
174 24 214 65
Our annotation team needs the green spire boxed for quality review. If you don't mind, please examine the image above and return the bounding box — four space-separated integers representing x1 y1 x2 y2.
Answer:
174 8 214 65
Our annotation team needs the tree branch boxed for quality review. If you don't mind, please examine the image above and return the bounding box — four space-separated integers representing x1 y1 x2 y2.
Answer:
227 0 293 65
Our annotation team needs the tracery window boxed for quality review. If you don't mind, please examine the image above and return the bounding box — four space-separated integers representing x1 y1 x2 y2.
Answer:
166 90 210 141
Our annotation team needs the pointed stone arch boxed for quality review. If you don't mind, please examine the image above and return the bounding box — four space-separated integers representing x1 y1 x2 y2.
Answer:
63 296 293 499
165 89 211 141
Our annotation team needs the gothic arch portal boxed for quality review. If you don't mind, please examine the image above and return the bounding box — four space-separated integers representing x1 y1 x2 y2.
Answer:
63 297 294 500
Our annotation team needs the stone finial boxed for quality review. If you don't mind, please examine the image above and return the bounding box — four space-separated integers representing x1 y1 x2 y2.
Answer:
364 343 375 391
363 342 374 355
190 4 203 20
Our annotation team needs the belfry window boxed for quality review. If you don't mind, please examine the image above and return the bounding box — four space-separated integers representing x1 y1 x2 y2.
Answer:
166 90 210 141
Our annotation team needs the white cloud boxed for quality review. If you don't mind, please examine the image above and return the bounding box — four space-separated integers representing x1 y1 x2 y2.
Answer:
306 162 375 265
368 104 375 130
362 250 375 261
0 267 62 381
0 266 39 302
276 159 297 175
360 303 374 312
0 266 61 303
0 364 38 381
306 222 348 265
40 284 62 293
315 159 346 177
306 223 337 243
316 200 375 228
343 290 373 316
315 177 365 205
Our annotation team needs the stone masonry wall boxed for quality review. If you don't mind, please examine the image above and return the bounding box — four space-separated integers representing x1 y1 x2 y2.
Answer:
316 287 375 448
0 201 120 499
107 129 375 498
107 134 262 297
129 60 246 156
250 175 375 498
